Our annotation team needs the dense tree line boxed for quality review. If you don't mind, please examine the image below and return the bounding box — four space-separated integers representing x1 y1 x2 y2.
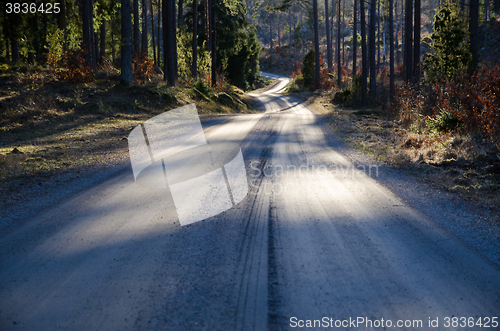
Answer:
258 0 498 105
0 0 260 89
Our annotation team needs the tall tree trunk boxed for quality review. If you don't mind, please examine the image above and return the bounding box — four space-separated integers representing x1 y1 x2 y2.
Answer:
289 9 293 51
390 0 395 100
413 0 420 82
361 0 368 106
5 38 9 62
325 0 332 70
82 0 92 66
29 16 39 64
342 0 345 65
164 0 176 85
401 0 404 68
485 0 489 51
111 19 116 62
57 0 67 50
134 0 140 54
404 0 412 81
332 0 335 66
95 31 100 62
141 0 148 54
278 12 281 49
469 0 479 73
150 0 156 65
313 0 320 89
395 0 399 65
269 14 273 58
192 0 198 79
178 0 184 29
353 0 357 76
369 0 376 100
377 0 381 69
206 0 210 52
337 0 341 87
383 0 386 64
100 18 106 61
210 0 216 86
158 0 162 65
90 0 97 72
121 0 134 83
11 39 19 62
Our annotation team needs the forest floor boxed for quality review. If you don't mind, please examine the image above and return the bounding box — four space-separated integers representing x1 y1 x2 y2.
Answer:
0 68 262 222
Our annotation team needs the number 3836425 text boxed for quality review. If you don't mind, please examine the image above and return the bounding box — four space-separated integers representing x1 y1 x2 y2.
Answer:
5 3 60 14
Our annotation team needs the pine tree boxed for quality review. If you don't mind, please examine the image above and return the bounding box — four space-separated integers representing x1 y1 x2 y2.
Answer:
423 0 471 82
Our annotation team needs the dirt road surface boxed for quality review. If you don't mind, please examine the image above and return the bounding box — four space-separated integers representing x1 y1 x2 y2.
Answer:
0 73 499 330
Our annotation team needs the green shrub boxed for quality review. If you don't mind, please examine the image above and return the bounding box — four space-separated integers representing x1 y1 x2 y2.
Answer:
423 0 471 83
192 80 214 100
286 75 305 93
426 109 463 133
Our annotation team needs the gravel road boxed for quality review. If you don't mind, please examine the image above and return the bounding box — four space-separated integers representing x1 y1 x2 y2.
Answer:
0 74 499 330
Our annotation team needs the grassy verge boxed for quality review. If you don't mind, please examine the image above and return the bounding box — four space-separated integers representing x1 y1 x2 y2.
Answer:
0 68 263 208
294 91 500 210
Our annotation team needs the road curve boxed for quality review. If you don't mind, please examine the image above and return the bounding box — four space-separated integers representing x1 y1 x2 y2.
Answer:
0 73 499 330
